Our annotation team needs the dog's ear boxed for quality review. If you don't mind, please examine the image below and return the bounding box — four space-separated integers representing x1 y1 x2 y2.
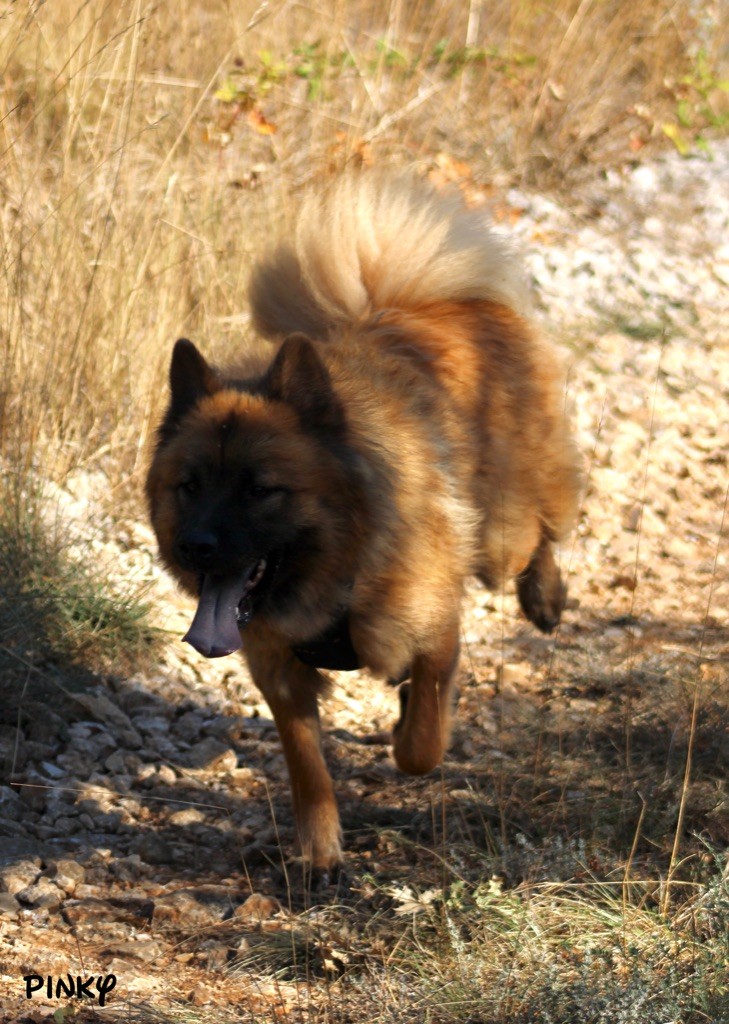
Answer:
157 339 219 444
169 338 219 421
267 333 345 433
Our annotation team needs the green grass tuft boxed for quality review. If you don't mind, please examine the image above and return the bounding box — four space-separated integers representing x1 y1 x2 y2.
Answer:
377 863 729 1023
0 486 160 675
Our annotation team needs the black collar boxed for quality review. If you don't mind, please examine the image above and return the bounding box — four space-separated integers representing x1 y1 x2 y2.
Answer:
291 609 361 671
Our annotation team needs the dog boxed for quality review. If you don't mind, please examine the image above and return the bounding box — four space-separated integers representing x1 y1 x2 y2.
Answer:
146 171 581 877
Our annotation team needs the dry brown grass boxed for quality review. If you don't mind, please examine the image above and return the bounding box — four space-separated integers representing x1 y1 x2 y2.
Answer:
1 0 725 492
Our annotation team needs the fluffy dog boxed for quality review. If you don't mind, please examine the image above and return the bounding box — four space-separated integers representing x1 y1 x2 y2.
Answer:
146 172 581 876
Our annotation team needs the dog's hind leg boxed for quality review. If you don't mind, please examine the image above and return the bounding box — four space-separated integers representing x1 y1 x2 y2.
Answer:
516 535 567 634
392 617 459 776
244 635 342 874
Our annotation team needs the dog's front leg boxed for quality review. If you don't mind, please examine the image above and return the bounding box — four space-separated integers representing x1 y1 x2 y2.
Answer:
244 631 342 873
392 617 460 776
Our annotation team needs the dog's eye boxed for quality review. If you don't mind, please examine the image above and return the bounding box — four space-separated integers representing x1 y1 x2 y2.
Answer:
250 483 279 499
178 477 199 497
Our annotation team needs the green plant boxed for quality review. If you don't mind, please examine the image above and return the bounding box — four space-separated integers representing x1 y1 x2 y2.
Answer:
382 866 729 1024
0 486 160 673
664 47 729 155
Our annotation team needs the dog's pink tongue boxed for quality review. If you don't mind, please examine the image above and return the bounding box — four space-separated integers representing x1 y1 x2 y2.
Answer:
183 575 244 658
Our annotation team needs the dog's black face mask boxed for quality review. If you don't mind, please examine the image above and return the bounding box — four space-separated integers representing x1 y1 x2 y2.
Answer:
172 475 295 657
151 335 357 659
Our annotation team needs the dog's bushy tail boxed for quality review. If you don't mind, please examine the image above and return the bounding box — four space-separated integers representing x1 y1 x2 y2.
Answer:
249 172 529 340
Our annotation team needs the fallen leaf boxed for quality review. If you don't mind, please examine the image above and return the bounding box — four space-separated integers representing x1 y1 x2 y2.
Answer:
662 122 691 156
608 574 637 592
492 202 523 225
247 107 277 135
320 943 351 974
389 884 440 915
435 152 472 180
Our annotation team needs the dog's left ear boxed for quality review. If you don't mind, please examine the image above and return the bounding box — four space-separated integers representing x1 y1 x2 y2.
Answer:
267 333 345 433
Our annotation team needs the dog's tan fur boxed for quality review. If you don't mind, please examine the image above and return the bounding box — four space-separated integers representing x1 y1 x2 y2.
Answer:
147 172 581 872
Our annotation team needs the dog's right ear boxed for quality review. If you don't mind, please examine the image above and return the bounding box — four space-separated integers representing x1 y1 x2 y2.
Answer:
170 338 219 417
159 339 219 443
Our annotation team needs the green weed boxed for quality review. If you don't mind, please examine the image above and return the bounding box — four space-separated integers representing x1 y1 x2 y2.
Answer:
0 486 160 674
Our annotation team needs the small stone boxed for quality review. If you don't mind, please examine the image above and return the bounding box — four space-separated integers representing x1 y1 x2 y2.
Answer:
203 714 240 740
40 760 66 779
16 877 64 910
102 939 168 963
109 854 144 881
16 779 47 813
0 786 23 821
172 711 205 743
105 750 128 774
233 892 282 923
184 736 236 771
225 767 257 789
73 693 143 749
72 883 103 899
0 725 26 773
126 976 162 996
200 940 229 971
631 164 658 195
133 714 171 736
62 896 154 927
91 810 123 832
140 738 179 760
643 216 663 237
106 956 136 976
0 892 20 915
53 816 82 836
190 982 216 1006
136 763 157 784
131 833 175 866
153 885 235 928
0 816 28 837
155 764 177 785
46 859 85 894
0 860 41 894
496 662 533 686
168 807 207 827
117 796 141 816
31 824 61 841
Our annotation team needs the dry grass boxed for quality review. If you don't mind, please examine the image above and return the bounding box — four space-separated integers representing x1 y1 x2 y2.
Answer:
1 0 726 488
389 871 728 1022
0 2 727 1022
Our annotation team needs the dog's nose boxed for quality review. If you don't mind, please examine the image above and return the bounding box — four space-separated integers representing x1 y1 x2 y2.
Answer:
176 530 219 569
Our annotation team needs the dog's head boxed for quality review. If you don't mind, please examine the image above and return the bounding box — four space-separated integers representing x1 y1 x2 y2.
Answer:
146 336 361 657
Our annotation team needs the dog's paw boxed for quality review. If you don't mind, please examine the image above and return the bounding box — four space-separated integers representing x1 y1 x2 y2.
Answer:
517 556 567 633
307 861 349 894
